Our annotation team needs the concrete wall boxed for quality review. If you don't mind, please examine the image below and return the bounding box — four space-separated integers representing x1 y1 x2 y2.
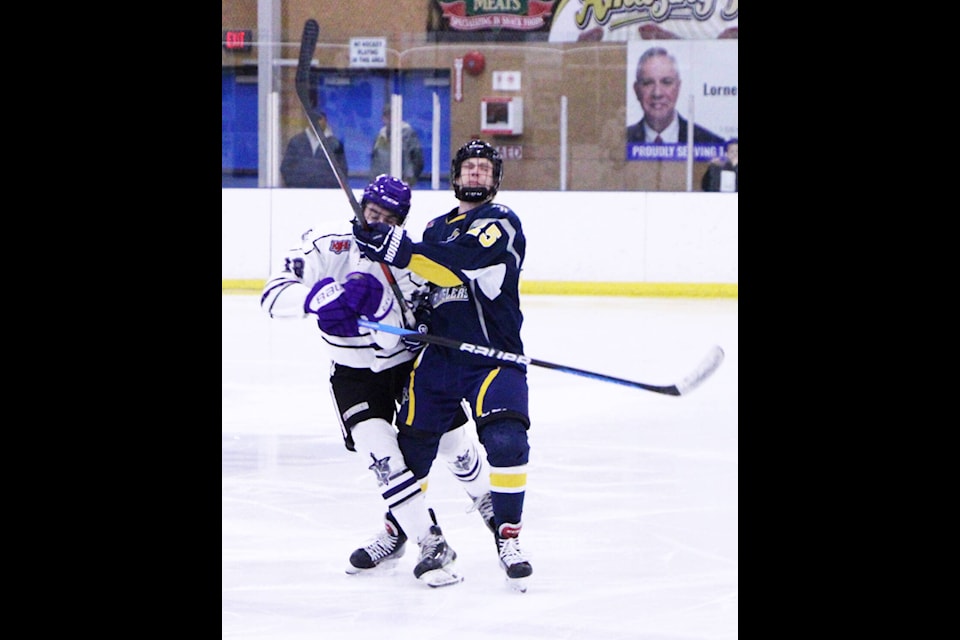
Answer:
222 189 738 297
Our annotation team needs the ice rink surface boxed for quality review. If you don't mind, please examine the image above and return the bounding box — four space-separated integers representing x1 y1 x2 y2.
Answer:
222 293 738 640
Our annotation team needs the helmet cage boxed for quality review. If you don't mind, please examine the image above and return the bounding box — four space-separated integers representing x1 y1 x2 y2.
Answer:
451 139 503 202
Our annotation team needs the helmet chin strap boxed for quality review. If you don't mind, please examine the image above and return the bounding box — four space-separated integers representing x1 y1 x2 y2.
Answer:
454 185 492 202
452 176 496 203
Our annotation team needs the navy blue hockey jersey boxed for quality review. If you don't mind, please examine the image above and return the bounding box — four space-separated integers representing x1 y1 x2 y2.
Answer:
407 201 526 368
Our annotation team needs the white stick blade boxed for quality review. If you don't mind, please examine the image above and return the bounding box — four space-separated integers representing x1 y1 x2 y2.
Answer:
675 345 725 396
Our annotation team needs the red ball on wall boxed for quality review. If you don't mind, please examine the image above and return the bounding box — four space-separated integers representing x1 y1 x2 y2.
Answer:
463 51 485 76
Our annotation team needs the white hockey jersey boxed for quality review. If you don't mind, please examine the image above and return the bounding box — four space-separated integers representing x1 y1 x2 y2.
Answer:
261 225 424 373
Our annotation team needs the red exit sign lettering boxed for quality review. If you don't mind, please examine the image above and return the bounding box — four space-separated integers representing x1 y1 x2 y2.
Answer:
223 30 253 52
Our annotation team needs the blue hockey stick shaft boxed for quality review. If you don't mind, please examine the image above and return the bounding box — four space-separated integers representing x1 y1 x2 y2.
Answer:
357 319 724 396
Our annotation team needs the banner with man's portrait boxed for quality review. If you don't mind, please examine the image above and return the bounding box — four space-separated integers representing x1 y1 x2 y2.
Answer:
624 40 738 162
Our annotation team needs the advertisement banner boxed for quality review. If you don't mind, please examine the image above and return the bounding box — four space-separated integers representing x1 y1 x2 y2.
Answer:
624 39 738 162
428 0 559 41
549 0 738 42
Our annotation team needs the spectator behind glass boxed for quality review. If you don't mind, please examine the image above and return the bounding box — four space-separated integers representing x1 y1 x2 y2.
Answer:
626 46 725 145
701 138 738 192
281 110 349 188
370 105 424 187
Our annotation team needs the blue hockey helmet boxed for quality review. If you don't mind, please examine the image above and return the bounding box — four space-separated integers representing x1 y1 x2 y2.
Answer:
451 139 503 202
361 174 412 222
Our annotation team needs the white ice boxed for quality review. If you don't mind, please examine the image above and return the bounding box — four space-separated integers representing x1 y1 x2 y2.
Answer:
222 294 738 639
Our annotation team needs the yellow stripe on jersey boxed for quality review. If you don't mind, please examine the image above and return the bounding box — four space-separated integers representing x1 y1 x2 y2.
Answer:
407 254 462 287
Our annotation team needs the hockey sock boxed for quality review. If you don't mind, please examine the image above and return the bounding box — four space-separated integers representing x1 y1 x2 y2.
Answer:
489 464 526 527
351 418 435 543
438 425 491 500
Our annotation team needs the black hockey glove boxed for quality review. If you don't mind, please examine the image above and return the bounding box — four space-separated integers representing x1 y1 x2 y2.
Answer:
402 292 432 353
352 220 413 268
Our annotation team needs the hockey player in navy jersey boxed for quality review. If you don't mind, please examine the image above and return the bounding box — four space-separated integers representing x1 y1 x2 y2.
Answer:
261 174 495 587
353 140 533 591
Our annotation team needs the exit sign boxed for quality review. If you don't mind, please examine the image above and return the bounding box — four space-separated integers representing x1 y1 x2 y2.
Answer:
223 30 253 52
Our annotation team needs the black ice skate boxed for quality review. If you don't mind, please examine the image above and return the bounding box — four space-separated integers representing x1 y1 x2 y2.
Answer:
496 522 532 592
345 511 406 574
413 521 463 588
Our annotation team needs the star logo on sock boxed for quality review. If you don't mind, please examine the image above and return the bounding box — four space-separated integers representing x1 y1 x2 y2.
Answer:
368 452 393 485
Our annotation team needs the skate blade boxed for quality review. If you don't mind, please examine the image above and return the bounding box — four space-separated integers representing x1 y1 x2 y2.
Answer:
345 558 401 575
505 576 528 593
418 568 464 588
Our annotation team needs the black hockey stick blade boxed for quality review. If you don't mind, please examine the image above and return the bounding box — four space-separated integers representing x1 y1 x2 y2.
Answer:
358 319 725 396
295 19 319 116
294 19 358 215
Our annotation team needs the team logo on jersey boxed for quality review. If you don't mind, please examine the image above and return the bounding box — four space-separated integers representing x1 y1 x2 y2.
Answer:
429 284 468 308
368 452 393 486
329 239 351 254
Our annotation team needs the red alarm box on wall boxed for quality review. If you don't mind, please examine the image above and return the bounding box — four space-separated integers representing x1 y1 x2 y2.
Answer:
480 97 523 136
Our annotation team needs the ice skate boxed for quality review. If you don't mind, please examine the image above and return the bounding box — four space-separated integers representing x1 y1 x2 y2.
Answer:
496 522 532 592
413 523 463 588
467 491 496 534
345 511 406 574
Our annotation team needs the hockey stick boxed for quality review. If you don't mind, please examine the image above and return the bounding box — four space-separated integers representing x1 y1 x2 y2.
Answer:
294 19 416 328
357 319 725 396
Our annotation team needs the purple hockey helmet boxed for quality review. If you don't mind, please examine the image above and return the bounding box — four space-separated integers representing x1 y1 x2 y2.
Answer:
361 174 412 222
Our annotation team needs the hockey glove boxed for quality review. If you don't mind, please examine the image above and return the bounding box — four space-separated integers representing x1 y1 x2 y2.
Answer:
340 271 392 321
352 221 413 268
305 273 395 338
304 277 359 337
402 291 432 353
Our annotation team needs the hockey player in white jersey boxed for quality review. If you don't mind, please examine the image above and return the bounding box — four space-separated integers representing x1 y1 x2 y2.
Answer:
260 175 494 587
